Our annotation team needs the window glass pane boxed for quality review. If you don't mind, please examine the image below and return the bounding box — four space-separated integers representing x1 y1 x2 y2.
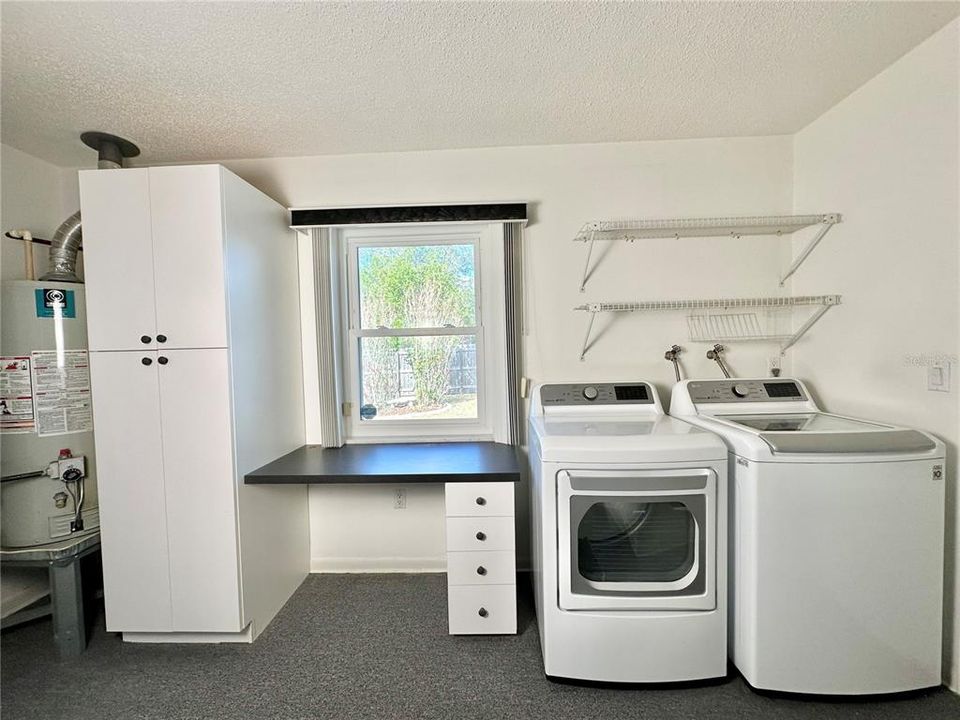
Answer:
358 244 476 329
578 501 695 582
359 335 477 421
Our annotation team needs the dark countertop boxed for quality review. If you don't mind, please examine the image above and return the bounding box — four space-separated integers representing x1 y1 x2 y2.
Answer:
244 442 520 484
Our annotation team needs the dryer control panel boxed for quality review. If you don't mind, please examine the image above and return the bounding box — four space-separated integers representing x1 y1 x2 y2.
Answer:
686 380 808 404
540 383 654 406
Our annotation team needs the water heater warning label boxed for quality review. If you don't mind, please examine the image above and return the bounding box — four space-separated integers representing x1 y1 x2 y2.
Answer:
30 350 93 437
0 357 35 434
34 288 76 319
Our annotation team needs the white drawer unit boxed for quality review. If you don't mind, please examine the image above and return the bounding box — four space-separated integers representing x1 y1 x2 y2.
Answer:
445 516 516 552
444 481 517 635
447 551 516 586
448 585 517 635
444 481 515 518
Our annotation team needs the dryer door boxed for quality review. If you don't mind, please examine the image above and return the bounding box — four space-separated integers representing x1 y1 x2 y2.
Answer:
557 469 717 611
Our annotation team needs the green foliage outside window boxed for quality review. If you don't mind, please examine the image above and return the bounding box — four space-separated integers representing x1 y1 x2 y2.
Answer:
359 245 475 410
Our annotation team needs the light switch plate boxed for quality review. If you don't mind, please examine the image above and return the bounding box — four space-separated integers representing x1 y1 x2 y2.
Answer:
928 363 951 392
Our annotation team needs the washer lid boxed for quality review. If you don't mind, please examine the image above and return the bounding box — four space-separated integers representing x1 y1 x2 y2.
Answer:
714 412 937 455
533 415 727 463
758 429 936 454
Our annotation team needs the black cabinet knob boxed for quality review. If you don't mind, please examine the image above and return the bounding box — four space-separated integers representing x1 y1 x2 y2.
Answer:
156 335 167 343
476 531 486 541
158 356 169 365
476 566 487 576
141 357 153 366
140 335 151 344
475 497 486 506
478 608 488 618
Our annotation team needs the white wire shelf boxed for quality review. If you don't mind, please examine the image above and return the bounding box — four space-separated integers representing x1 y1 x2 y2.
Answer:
574 295 840 313
574 214 839 242
688 313 785 343
574 295 841 360
574 213 841 291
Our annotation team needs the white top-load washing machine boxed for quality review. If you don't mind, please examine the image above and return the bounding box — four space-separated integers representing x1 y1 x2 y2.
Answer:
670 378 945 695
528 381 729 683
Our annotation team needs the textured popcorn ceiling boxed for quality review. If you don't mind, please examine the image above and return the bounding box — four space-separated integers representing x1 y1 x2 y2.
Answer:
2 1 958 166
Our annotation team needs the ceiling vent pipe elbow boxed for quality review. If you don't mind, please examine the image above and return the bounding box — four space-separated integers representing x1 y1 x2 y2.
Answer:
41 211 84 282
40 132 140 284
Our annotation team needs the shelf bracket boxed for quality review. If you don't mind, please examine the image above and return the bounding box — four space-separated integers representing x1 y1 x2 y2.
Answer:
579 312 598 361
779 298 839 353
578 233 596 292
779 214 841 287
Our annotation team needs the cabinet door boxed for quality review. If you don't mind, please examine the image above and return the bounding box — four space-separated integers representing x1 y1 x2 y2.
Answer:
157 348 242 631
79 169 158 351
89 351 172 631
149 166 229 350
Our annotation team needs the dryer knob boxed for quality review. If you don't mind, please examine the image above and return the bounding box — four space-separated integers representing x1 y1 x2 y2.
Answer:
582 386 599 401
732 384 751 398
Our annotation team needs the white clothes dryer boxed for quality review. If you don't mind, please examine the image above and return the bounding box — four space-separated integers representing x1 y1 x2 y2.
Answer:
528 382 728 683
670 378 945 695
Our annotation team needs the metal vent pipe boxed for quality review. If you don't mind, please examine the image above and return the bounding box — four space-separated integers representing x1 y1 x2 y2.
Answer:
40 132 140 283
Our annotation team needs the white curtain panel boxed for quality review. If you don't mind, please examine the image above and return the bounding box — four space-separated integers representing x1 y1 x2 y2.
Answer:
503 222 525 445
311 227 345 448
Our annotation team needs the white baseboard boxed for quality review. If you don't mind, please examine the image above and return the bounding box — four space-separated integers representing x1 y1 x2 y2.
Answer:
122 624 254 644
310 556 446 574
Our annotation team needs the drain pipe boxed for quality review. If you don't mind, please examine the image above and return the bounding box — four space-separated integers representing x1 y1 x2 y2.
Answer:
39 132 140 283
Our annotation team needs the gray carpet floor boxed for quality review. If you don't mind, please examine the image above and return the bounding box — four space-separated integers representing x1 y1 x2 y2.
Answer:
2 573 959 720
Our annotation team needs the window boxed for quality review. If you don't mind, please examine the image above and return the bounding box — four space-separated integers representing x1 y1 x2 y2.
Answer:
341 224 507 441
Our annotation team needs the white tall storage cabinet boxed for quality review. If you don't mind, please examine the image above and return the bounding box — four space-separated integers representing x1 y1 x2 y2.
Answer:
81 164 308 642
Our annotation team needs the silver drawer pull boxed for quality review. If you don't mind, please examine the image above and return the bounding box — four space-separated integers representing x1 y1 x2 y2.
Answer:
476 566 487 576
478 607 488 618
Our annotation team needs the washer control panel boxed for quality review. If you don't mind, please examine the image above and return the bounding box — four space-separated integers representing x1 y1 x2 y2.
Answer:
540 383 653 406
687 379 807 403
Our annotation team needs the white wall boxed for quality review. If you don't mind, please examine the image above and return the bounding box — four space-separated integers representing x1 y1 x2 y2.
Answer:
220 136 796 572
792 19 960 689
1 144 79 281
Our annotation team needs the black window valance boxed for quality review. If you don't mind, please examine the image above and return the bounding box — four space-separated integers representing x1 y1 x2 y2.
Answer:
290 203 527 228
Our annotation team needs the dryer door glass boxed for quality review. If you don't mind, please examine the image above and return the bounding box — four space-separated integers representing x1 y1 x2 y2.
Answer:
567 492 707 596
578 501 696 584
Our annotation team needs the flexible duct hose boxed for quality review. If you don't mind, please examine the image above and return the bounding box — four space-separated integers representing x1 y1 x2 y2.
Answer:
39 210 83 283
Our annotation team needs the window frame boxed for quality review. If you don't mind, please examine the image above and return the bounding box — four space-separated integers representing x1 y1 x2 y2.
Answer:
338 223 507 443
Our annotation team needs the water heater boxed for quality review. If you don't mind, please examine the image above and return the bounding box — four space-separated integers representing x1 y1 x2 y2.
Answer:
1 280 100 547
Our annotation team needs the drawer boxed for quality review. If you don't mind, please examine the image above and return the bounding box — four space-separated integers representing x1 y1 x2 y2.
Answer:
445 482 514 518
447 550 515 586
446 516 516 552
448 584 517 635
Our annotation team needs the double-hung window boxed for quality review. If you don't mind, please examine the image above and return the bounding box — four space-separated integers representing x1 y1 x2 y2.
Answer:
341 223 507 442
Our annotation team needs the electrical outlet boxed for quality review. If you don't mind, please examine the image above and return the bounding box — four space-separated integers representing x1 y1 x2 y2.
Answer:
928 363 951 393
768 356 782 378
393 488 406 509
